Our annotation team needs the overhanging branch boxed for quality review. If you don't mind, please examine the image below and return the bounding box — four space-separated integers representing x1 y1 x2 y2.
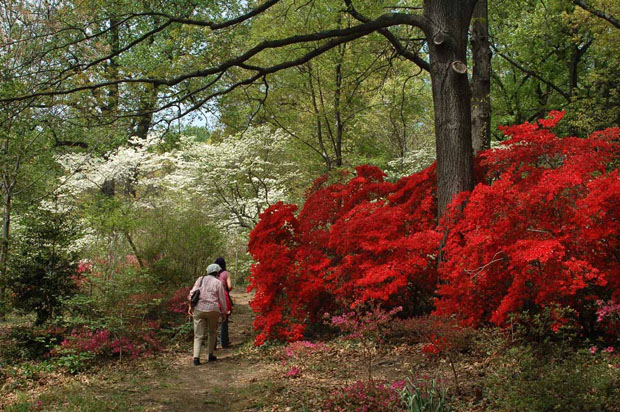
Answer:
574 0 620 29
344 0 430 72
2 12 429 112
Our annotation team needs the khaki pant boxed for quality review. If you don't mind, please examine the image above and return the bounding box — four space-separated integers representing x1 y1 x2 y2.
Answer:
193 309 220 359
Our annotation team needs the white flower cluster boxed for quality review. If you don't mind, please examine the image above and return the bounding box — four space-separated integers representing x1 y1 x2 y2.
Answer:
167 125 301 230
387 145 436 179
55 132 169 199
55 126 301 245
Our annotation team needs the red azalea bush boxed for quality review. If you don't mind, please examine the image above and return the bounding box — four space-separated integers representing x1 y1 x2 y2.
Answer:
436 111 620 330
167 286 191 314
248 111 620 344
248 165 440 345
53 325 163 361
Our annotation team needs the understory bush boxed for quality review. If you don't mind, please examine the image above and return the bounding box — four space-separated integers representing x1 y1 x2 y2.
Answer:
486 345 620 412
8 208 80 325
248 112 620 345
139 208 225 286
328 305 402 380
0 324 65 366
37 255 189 372
50 325 162 373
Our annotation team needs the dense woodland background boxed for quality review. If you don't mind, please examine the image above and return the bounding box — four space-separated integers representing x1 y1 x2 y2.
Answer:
1 1 619 411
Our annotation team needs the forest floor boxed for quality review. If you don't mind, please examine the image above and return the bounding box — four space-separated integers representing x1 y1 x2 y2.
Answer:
4 289 492 411
123 290 489 411
127 290 281 411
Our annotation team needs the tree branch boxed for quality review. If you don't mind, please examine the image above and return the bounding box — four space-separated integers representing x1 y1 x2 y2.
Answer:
574 0 620 29
344 0 430 72
144 0 282 30
2 13 428 104
491 44 571 101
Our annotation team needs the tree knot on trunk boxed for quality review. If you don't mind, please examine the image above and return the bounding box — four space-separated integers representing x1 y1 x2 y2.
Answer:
433 31 448 46
451 61 468 74
432 31 457 52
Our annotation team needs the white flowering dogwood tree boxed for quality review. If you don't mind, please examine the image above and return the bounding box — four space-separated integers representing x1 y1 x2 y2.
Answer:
56 126 302 257
169 126 302 230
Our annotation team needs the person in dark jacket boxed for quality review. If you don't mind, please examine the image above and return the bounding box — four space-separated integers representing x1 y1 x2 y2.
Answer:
215 257 233 348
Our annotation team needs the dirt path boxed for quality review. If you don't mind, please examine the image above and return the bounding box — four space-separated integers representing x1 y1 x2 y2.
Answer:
135 290 278 412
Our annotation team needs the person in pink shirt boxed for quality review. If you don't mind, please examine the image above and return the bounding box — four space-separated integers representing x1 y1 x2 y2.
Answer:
188 263 228 365
215 257 233 348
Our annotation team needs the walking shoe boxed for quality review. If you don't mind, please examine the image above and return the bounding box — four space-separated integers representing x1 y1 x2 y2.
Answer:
208 354 217 362
193 357 200 366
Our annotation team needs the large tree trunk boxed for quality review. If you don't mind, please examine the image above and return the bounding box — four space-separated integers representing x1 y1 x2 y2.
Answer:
133 84 158 140
425 0 476 216
0 132 12 296
470 0 492 154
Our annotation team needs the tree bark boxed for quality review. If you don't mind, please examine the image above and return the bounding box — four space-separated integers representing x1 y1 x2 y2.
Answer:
0 192 11 285
0 133 13 295
308 67 331 171
425 0 476 215
123 230 145 270
133 84 158 139
470 0 492 153
568 40 593 96
334 58 344 167
107 16 120 113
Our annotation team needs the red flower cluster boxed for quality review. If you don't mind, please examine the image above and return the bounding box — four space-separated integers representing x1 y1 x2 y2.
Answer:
436 111 620 328
167 286 192 314
248 165 439 344
54 326 162 360
248 112 620 344
421 334 448 357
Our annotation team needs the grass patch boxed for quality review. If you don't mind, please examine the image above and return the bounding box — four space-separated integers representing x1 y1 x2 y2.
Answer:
7 384 137 412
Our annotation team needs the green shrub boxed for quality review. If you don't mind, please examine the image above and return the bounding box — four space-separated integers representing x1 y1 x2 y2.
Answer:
8 208 80 324
139 208 224 286
53 351 97 374
508 305 582 350
486 345 620 412
1 325 64 360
